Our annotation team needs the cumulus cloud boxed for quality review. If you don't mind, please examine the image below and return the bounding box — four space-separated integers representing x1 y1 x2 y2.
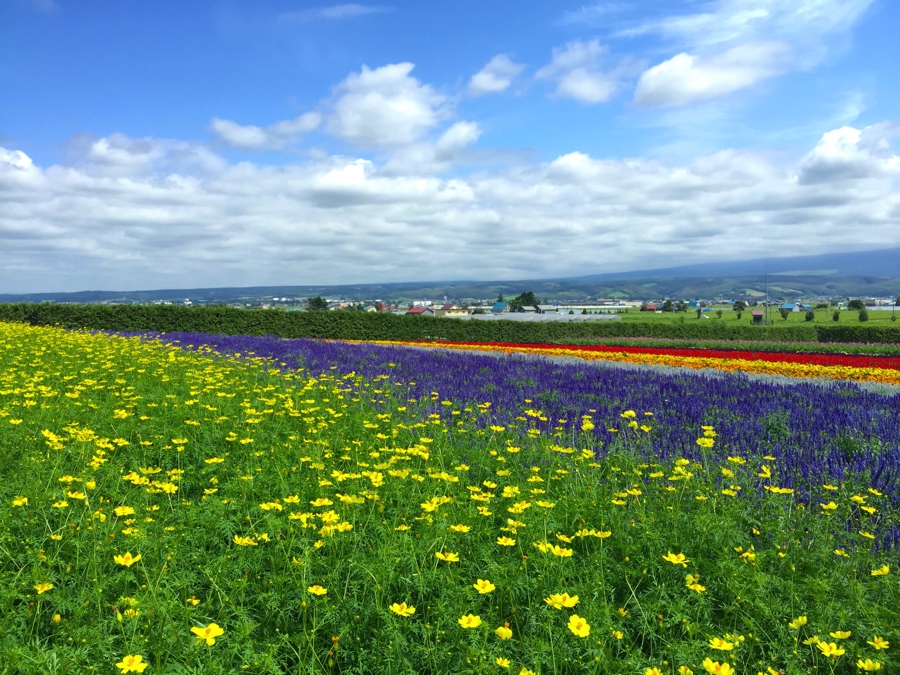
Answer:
630 0 872 106
634 41 788 107
2 120 898 293
797 123 900 184
535 40 632 104
328 63 449 148
209 112 322 150
468 55 525 95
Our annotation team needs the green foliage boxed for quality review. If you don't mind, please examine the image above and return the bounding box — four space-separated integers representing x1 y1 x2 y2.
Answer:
848 299 865 311
779 308 791 320
1 303 899 345
833 310 841 322
307 297 329 311
804 311 815 322
859 307 870 322
509 291 539 311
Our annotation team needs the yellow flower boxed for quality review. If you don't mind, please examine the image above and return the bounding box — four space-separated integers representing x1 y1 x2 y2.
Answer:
567 614 590 637
191 622 224 645
857 658 882 671
113 552 141 567
820 501 838 511
870 565 889 576
702 658 734 674
709 637 735 650
473 579 496 594
233 535 257 546
519 669 536 675
496 657 511 668
802 635 821 645
678 667 694 675
788 616 808 629
448 524 470 533
817 641 845 658
830 630 851 639
544 592 579 609
307 585 327 596
115 654 148 673
34 582 54 594
646 668 664 675
497 536 516 547
663 551 689 567
389 602 415 617
12 496 28 507
495 624 513 640
458 613 482 629
867 636 889 650
435 551 460 562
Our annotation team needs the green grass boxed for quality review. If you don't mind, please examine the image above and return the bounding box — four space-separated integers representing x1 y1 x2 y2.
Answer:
1 323 897 674
615 308 899 327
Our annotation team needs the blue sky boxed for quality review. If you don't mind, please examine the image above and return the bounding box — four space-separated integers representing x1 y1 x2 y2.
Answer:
1 0 898 293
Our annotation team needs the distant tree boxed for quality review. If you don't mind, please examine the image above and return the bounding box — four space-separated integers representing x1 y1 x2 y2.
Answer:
859 307 869 322
307 296 328 311
779 308 791 320
675 301 687 313
716 309 723 319
568 310 575 315
496 294 505 303
848 299 865 311
832 310 840 322
814 303 829 310
805 311 815 322
661 299 674 312
733 300 747 316
509 291 539 311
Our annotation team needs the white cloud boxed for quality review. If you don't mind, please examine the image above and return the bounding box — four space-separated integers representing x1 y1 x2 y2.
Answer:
328 63 449 148
797 123 900 184
630 0 873 106
468 54 525 95
634 41 788 107
209 112 322 150
535 40 630 104
279 4 390 22
2 121 897 293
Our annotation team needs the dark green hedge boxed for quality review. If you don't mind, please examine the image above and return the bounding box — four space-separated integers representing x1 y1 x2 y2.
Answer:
1 303 898 344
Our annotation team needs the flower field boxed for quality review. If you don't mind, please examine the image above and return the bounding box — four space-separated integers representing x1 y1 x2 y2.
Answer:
1 323 898 674
374 340 900 387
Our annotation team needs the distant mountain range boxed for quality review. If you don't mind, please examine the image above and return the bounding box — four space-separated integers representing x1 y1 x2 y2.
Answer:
2 247 898 305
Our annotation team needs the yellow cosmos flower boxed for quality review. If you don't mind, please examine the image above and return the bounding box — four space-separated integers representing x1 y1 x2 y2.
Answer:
870 565 889 576
867 636 889 650
115 654 148 673
830 630 851 639
458 613 482 629
473 579 495 594
191 622 224 645
307 585 327 596
114 506 135 517
663 551 689 567
857 658 882 671
678 667 694 675
495 624 513 640
497 536 516 547
702 659 733 675
496 657 511 668
788 616 808 629
567 614 590 638
709 637 735 650
544 592 579 609
646 668 664 675
113 552 141 567
12 496 28 507
519 669 536 675
820 502 838 511
389 602 415 617
817 641 845 658
34 582 54 594
435 551 460 562
448 524 470 533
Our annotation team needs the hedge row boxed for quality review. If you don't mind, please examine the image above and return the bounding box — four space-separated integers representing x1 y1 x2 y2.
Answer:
3 303 899 344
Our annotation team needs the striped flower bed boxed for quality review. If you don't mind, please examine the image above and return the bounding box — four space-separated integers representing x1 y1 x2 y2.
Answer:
380 340 900 385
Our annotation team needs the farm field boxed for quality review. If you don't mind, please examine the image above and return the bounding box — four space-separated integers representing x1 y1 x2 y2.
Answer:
615 309 899 327
1 323 898 675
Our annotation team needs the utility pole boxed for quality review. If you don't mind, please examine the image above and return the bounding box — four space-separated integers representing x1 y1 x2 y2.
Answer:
764 267 769 325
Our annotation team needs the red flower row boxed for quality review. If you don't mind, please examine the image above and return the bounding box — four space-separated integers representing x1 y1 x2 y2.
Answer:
428 341 900 371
